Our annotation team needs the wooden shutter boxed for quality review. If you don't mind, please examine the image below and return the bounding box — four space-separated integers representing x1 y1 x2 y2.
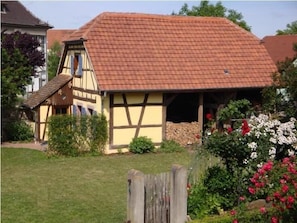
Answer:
72 105 77 115
70 55 74 75
81 107 86 115
78 54 83 76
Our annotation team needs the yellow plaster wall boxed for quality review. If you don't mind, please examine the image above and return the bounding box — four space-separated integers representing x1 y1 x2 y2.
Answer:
39 105 53 141
111 92 163 151
61 45 98 92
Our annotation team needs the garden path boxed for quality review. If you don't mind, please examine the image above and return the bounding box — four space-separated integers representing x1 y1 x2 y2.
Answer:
1 141 46 151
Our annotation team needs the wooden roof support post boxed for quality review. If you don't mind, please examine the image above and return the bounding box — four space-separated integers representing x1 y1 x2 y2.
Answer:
198 93 204 144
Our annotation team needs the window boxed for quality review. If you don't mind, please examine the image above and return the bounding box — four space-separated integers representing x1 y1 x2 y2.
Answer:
35 35 45 52
55 107 67 115
88 108 97 115
70 54 83 77
1 3 8 13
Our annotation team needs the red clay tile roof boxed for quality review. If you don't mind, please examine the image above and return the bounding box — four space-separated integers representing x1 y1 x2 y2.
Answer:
23 75 72 109
261 35 297 64
66 12 277 92
1 1 52 29
47 29 75 49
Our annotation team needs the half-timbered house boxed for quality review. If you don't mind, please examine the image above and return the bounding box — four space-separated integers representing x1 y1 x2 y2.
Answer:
23 12 277 154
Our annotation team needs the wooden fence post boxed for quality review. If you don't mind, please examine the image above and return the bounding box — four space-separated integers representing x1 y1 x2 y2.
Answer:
127 169 145 223
170 164 187 223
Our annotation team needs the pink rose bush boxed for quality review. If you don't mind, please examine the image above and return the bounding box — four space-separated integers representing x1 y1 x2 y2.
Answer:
248 156 297 222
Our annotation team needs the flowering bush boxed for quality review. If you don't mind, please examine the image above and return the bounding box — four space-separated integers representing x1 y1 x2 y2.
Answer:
203 113 297 215
245 114 297 173
248 156 297 222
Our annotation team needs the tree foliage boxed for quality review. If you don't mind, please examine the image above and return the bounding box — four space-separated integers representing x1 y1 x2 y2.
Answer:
173 0 251 32
1 31 44 109
262 43 297 118
276 20 297 35
47 40 62 81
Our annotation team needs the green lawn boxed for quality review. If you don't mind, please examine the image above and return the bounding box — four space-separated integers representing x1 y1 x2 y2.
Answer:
1 148 192 223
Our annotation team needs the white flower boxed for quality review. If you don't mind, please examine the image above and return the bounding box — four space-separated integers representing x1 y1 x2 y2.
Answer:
269 147 276 159
288 149 295 156
248 142 257 150
269 147 276 155
250 152 257 159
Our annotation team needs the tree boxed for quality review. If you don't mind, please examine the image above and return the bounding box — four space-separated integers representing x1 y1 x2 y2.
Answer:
1 31 44 141
47 40 62 80
172 0 251 32
276 20 297 35
1 31 45 109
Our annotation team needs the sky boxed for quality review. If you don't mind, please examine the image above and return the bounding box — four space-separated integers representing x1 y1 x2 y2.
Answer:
20 1 297 39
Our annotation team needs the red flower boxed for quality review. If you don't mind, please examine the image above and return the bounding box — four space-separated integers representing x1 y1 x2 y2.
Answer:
241 119 250 136
227 127 233 134
206 113 212 121
232 219 238 223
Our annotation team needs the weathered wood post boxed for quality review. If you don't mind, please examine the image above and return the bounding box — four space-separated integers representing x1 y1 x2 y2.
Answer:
170 164 187 223
127 169 145 223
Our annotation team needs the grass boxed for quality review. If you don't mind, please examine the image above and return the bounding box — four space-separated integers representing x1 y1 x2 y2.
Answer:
1 148 192 223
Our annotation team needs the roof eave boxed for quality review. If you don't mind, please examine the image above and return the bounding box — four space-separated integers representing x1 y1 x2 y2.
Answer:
64 38 86 45
1 22 53 30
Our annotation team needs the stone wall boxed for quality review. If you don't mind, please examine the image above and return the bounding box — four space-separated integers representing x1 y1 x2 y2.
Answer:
165 121 201 146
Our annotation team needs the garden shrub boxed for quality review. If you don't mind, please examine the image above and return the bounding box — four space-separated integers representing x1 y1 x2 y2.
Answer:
217 99 252 124
4 120 34 141
128 136 155 154
187 182 222 219
48 114 108 157
203 165 238 210
158 139 184 153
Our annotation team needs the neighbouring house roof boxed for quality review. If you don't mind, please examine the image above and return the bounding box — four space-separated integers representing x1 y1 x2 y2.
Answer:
23 75 73 109
1 1 52 29
261 35 297 64
65 12 277 92
47 29 75 49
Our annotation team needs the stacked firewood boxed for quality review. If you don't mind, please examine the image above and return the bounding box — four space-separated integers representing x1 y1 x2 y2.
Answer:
165 121 201 146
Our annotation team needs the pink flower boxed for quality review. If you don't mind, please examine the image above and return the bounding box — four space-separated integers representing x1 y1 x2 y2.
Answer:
263 160 273 171
255 182 265 188
230 209 236 216
260 206 266 214
232 219 238 223
239 196 245 201
280 179 286 184
280 197 286 203
287 195 294 204
283 157 290 164
271 216 278 223
281 185 289 193
274 191 281 199
248 187 256 194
